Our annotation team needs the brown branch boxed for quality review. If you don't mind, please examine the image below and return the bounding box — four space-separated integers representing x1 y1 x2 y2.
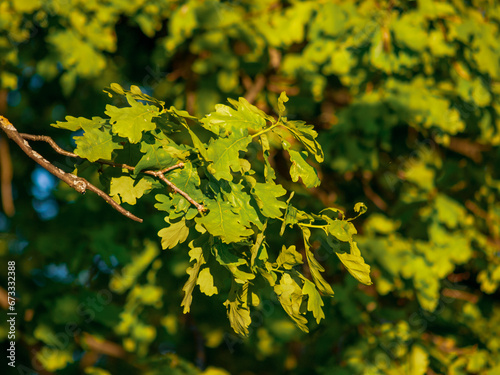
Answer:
465 200 489 221
19 132 185 176
268 47 281 69
0 116 143 223
84 180 143 222
243 73 266 104
157 173 205 212
0 286 8 309
446 136 490 163
4 117 205 217
0 89 13 216
465 199 500 249
76 159 199 211
442 288 479 304
362 172 388 211
0 136 15 216
80 332 126 359
20 133 78 158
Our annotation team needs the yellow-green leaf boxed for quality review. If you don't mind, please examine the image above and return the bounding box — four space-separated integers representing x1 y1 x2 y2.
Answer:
336 252 372 285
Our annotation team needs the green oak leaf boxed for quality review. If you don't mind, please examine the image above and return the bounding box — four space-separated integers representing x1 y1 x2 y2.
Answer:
326 220 357 242
196 197 253 243
348 202 368 221
350 241 361 256
320 207 345 220
105 95 159 143
303 228 334 296
305 248 335 297
223 181 263 230
302 278 325 324
158 218 189 250
280 203 298 236
104 83 165 108
259 134 276 182
281 199 314 235
196 267 218 296
213 242 246 267
288 149 320 188
206 127 252 181
52 116 103 131
184 126 209 160
134 135 189 173
228 97 275 122
276 245 303 270
202 97 267 136
152 112 184 134
181 245 206 314
250 227 267 268
225 265 255 284
74 127 123 162
169 106 198 121
258 266 277 287
284 120 324 162
224 282 252 336
168 161 205 203
336 252 372 285
250 181 287 218
213 242 255 283
354 202 367 214
278 91 289 118
154 194 172 212
274 273 308 332
109 175 152 205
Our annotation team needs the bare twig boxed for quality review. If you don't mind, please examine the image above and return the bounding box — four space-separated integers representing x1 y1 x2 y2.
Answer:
0 136 15 216
84 180 143 222
442 288 479 304
157 172 205 212
1 116 205 220
362 172 388 211
21 131 201 209
446 136 490 163
20 133 78 158
19 130 186 177
0 116 143 222
243 73 266 104
465 199 500 249
80 332 126 359
0 90 13 217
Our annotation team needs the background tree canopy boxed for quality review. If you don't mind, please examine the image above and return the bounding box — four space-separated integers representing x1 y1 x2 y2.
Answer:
1 0 500 374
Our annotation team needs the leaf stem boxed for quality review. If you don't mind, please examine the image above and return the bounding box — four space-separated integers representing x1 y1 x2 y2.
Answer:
298 223 326 229
251 120 282 139
276 216 325 229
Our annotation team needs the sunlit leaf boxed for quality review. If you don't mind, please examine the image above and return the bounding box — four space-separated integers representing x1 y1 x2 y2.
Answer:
274 273 309 332
288 149 320 188
250 181 287 218
336 252 372 285
196 197 254 243
206 127 252 181
109 175 152 205
158 218 190 250
302 278 325 324
197 267 218 296
105 95 159 143
74 126 122 162
276 245 303 270
284 120 324 162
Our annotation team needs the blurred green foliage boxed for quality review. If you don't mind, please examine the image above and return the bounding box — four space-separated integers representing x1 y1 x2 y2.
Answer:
1 0 500 374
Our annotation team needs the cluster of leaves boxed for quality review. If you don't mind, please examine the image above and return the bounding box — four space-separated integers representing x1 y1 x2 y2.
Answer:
53 83 371 336
1 0 500 374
